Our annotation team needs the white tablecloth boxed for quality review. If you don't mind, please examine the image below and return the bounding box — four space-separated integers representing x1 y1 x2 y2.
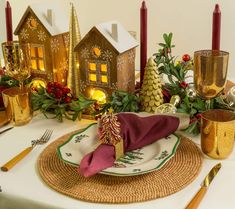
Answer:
0 114 234 209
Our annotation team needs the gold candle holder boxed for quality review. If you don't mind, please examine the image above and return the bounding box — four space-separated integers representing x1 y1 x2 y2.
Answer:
201 109 235 159
2 87 32 126
194 50 229 100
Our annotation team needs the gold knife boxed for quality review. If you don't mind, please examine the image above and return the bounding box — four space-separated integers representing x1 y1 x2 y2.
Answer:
185 163 221 209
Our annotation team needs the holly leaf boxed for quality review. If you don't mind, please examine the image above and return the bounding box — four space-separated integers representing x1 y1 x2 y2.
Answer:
183 121 200 135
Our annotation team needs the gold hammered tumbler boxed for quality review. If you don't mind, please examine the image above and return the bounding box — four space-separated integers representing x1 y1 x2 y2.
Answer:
2 87 32 126
201 109 235 159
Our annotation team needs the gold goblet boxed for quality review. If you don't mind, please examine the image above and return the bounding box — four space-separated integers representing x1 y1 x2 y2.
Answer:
2 41 31 90
194 50 229 108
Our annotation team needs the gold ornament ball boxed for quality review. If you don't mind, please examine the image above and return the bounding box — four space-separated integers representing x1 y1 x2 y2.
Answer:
186 84 197 101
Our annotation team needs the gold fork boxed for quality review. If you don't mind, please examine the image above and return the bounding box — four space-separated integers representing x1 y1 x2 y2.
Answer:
1 129 53 172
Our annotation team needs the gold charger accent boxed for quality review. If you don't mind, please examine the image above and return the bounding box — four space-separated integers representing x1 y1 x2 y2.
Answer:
37 132 203 203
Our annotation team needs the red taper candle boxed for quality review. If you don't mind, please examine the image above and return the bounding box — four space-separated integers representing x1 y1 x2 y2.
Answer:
5 1 13 42
212 4 221 50
140 1 147 87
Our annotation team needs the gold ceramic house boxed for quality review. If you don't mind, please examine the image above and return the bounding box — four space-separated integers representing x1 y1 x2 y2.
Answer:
14 3 69 86
74 21 138 104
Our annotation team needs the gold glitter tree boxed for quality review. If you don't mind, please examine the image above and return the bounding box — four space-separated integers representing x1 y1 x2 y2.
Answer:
67 3 81 97
140 57 163 113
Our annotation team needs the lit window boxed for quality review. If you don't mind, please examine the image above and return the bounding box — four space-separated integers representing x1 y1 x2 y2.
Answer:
39 60 45 71
89 63 96 71
101 75 108 83
38 47 43 58
30 45 45 71
31 60 37 70
87 60 109 85
89 74 97 82
101 64 107 72
31 47 36 57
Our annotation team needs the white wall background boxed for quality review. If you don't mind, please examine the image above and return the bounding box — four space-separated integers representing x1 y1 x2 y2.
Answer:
0 0 235 82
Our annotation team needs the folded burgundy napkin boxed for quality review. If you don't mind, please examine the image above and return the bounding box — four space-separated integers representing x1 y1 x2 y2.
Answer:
79 113 180 177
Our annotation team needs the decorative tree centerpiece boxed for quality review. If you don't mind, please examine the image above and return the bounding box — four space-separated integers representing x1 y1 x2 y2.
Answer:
140 57 163 113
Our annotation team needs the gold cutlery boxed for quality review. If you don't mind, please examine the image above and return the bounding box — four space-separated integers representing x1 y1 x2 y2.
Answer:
1 129 53 172
185 163 221 209
0 127 14 135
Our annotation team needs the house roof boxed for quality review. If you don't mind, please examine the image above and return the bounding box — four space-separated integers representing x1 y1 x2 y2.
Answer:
14 3 69 36
75 21 138 54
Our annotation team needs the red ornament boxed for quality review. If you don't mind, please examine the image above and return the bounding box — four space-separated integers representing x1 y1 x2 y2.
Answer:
179 81 188 89
182 54 190 62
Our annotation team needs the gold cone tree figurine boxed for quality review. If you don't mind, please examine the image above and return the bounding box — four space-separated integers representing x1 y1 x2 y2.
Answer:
67 3 81 97
140 57 163 113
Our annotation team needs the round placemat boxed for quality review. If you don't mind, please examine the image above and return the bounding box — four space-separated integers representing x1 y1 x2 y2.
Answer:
37 132 203 203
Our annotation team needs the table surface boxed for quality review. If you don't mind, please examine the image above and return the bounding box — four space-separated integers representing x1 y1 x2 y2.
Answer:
0 114 235 209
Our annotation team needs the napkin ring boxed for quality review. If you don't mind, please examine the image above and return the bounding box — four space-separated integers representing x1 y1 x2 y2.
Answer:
98 113 124 160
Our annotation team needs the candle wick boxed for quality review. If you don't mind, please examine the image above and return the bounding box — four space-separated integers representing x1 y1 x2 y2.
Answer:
142 1 147 8
6 1 10 8
214 4 221 13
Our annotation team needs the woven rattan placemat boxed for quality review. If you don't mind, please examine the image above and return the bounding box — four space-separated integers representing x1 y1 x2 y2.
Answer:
37 132 203 203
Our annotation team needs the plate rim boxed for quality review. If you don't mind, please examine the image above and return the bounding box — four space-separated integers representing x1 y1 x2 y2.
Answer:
57 123 180 176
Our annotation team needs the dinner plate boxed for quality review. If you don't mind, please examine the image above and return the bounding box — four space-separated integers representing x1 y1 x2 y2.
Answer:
57 123 180 176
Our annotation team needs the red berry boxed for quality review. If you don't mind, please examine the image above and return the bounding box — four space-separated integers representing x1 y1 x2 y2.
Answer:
64 96 72 103
196 113 202 119
47 87 53 94
182 54 190 62
54 82 63 89
179 81 188 89
189 118 197 124
55 89 63 99
62 87 70 95
47 82 53 88
94 102 100 111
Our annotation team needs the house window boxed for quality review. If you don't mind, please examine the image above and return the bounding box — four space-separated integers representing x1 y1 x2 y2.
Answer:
101 75 108 83
89 63 96 71
89 74 97 82
88 61 109 85
101 64 107 72
30 45 45 71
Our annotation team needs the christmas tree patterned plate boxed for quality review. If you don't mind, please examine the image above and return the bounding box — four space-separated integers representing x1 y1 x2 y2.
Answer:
57 123 180 176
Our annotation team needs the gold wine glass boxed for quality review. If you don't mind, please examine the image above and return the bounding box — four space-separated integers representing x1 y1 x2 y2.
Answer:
194 50 229 108
2 41 31 90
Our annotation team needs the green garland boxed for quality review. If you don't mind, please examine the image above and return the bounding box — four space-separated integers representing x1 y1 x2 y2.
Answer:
153 33 232 135
31 82 95 122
